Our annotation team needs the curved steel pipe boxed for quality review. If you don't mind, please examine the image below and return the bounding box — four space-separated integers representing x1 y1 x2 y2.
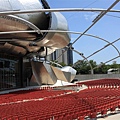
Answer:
0 8 119 16
50 30 120 63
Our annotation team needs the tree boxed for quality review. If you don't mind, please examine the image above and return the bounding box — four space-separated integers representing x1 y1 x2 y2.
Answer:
94 62 120 74
94 64 108 74
59 62 66 67
73 60 97 74
73 59 120 74
111 61 119 68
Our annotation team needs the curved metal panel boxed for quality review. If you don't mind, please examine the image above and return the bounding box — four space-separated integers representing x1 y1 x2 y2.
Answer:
51 66 71 82
0 0 70 57
61 66 77 82
0 0 74 87
0 42 26 55
36 12 70 56
31 61 57 85
31 61 76 85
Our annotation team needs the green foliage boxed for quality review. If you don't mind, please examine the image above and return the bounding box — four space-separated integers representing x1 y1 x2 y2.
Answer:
73 60 95 74
59 62 66 67
50 60 66 67
73 60 120 74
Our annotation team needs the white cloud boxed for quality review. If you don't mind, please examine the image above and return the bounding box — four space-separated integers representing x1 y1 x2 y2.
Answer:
84 14 89 20
84 13 98 21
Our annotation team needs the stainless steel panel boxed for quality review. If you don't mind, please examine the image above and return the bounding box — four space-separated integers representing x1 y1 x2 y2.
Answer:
31 61 76 85
36 12 70 56
31 61 57 85
51 66 71 82
0 0 74 86
0 42 26 55
0 0 70 57
61 66 77 82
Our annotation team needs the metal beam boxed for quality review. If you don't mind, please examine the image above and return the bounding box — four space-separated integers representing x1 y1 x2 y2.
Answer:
0 30 119 58
72 0 120 45
93 56 120 70
0 30 37 35
85 38 120 60
55 0 120 62
0 8 119 15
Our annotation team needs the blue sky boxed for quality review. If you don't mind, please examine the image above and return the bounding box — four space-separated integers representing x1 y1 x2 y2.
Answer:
46 0 120 64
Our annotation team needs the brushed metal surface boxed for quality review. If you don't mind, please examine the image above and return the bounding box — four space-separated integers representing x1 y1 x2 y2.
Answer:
31 61 76 85
61 66 77 82
31 61 57 85
0 0 70 57
0 0 72 85
51 66 71 82
0 42 27 55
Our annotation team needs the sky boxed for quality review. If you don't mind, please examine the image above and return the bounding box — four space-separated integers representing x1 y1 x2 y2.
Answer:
46 0 120 64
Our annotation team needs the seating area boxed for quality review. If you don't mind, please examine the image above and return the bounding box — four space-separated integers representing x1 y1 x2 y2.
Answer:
76 78 120 89
0 89 72 104
0 78 120 120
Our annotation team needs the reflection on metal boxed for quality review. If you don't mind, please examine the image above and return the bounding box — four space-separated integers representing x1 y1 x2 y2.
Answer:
0 0 70 57
0 0 119 86
61 66 77 81
51 66 71 82
0 42 27 55
31 61 57 85
31 61 76 85
0 0 73 86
